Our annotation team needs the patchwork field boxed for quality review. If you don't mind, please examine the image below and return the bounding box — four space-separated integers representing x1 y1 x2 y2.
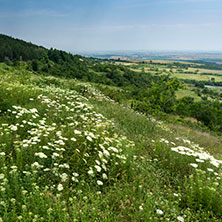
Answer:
115 60 222 99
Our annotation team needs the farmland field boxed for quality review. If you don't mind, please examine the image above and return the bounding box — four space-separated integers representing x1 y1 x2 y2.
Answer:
115 60 222 99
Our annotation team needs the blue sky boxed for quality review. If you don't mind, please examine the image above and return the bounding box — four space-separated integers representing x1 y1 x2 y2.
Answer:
1 0 222 52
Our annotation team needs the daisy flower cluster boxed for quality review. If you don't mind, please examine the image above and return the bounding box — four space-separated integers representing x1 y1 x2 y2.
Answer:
0 81 135 218
171 137 222 169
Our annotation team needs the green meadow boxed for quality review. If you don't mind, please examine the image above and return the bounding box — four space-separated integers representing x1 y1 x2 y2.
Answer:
1 61 222 221
1 33 222 221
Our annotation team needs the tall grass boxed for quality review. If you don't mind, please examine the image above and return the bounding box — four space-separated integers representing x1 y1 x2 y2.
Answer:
1 63 222 221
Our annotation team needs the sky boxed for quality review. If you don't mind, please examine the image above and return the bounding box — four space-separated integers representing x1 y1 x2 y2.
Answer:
1 0 222 53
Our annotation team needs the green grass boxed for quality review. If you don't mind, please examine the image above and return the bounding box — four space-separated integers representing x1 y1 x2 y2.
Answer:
176 88 202 101
1 62 222 221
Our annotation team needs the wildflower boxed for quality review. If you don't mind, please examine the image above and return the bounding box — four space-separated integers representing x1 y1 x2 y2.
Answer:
10 125 18 131
59 163 70 169
139 205 143 211
23 171 31 175
61 173 68 182
97 180 103 186
43 168 50 172
74 130 81 135
72 177 79 183
196 159 204 163
89 132 95 138
0 152 5 156
52 153 60 158
109 147 118 153
177 216 184 222
73 172 79 177
210 160 220 168
102 164 107 171
0 187 5 192
99 144 105 149
35 152 47 159
57 184 63 191
102 173 108 180
18 216 22 220
0 174 4 180
47 208 53 213
88 169 94 176
190 163 198 168
0 201 5 206
22 190 28 195
71 137 77 142
95 160 100 165
160 138 169 144
11 198 16 204
95 165 101 172
32 162 42 168
207 168 214 172
103 150 110 157
156 209 164 215
30 108 38 113
86 136 92 142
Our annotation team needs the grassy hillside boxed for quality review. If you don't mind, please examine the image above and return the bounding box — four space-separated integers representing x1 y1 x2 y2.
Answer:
1 62 222 221
1 34 222 221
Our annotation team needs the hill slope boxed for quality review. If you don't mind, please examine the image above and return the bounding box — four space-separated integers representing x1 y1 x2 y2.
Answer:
1 62 222 221
1 34 222 221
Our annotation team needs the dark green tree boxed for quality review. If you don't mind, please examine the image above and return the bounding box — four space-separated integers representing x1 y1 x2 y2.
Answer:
31 60 39 71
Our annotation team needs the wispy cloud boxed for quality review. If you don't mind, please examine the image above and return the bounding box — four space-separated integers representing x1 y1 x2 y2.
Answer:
116 0 156 9
118 0 220 8
66 23 222 32
0 9 68 18
168 0 220 3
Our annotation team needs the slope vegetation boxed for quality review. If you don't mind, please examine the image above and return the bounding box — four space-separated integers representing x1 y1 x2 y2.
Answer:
1 63 222 221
